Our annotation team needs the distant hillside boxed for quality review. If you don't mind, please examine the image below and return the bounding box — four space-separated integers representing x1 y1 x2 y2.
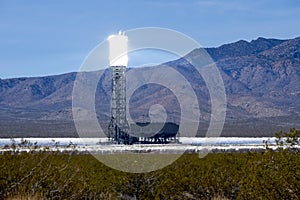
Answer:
1 37 300 137
205 37 287 61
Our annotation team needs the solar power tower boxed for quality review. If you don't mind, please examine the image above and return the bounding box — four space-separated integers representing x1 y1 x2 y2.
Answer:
107 32 136 144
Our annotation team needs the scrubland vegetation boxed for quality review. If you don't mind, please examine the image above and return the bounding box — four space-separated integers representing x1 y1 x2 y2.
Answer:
0 129 299 199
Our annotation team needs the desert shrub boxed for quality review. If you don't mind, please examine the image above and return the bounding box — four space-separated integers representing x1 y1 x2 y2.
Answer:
0 129 299 199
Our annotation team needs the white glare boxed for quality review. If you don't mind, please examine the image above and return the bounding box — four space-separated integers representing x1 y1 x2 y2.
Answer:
108 34 128 66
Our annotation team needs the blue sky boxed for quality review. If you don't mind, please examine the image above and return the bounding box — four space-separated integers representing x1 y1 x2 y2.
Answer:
0 0 300 78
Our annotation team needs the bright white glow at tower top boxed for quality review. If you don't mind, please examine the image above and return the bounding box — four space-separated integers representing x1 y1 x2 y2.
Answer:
108 32 128 66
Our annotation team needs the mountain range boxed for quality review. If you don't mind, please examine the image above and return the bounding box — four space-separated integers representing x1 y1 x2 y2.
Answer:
1 36 300 137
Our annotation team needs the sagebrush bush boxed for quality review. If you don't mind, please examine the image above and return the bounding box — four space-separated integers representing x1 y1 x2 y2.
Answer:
0 150 299 200
1 129 299 199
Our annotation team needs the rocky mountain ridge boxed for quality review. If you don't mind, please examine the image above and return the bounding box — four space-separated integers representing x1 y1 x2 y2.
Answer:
1 36 299 137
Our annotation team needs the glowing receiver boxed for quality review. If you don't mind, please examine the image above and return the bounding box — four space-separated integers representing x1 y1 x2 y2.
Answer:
108 32 128 67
